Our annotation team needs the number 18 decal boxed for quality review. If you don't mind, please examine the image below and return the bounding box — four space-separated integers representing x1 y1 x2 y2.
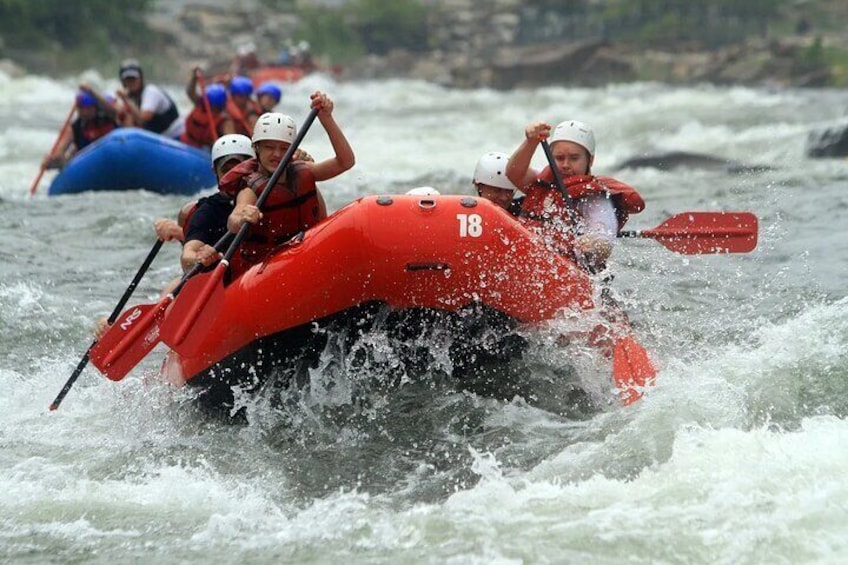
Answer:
457 213 483 238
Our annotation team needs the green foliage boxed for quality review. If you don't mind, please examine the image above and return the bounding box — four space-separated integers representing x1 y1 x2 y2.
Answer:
296 0 429 62
822 47 848 87
600 0 786 45
257 0 296 9
296 7 365 64
349 0 429 55
0 0 153 50
534 0 784 47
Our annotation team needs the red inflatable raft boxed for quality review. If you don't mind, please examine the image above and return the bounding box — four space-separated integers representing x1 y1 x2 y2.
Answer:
248 65 307 86
154 194 621 408
87 193 657 417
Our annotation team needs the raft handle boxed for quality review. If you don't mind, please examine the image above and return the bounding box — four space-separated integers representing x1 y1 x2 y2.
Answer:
406 262 450 272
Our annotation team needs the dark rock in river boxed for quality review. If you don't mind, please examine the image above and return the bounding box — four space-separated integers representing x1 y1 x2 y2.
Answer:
614 151 772 173
807 122 848 158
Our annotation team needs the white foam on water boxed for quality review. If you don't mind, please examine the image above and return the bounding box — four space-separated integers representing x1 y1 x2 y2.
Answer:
2 70 847 562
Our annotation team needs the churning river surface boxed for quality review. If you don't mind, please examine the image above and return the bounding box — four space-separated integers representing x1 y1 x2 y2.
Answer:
1 70 847 564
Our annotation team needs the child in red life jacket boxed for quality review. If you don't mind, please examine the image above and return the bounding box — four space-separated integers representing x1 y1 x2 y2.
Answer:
256 82 282 114
227 75 262 137
506 119 645 272
42 88 119 170
221 91 355 273
180 80 234 150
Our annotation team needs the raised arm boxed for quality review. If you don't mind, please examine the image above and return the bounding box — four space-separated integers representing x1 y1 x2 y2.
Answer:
79 83 117 120
117 90 142 126
185 68 201 105
306 91 355 182
506 121 551 191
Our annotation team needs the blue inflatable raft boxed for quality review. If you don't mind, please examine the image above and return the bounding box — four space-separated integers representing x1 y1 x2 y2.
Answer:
48 128 216 196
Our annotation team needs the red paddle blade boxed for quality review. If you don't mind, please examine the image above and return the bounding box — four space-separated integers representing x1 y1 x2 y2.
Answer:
642 212 758 254
158 265 226 355
89 299 170 381
612 335 657 406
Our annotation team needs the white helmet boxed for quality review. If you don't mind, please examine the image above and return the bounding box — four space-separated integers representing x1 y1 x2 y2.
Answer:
211 134 255 164
252 112 297 144
549 120 595 156
473 152 516 191
406 186 440 196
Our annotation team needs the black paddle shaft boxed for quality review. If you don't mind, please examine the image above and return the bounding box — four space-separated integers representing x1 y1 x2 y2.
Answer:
49 238 164 410
225 108 320 264
540 139 582 227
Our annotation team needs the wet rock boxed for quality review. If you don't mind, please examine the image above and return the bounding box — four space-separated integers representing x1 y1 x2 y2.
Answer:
0 58 27 78
807 122 848 158
615 151 772 173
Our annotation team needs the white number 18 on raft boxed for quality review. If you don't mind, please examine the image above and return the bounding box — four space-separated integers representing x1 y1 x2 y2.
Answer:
457 214 483 238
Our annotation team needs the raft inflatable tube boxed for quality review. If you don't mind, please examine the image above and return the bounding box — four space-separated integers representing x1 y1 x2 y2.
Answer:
248 65 307 86
158 195 596 407
48 128 217 196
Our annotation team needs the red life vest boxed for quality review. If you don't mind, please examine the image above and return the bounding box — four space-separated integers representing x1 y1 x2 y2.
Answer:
219 158 325 268
72 115 117 150
519 168 645 255
180 106 227 148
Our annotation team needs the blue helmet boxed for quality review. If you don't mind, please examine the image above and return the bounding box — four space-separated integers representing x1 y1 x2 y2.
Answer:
204 83 227 108
256 82 282 103
76 92 98 108
229 75 254 96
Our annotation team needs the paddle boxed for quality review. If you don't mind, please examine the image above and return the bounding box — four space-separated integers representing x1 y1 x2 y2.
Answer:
195 69 219 144
30 103 76 196
48 239 164 410
90 108 319 381
539 140 581 225
539 139 657 405
619 211 758 254
227 94 254 135
89 232 233 381
612 335 656 406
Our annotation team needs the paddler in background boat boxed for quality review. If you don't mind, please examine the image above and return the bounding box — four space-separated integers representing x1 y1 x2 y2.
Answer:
180 70 235 149
226 75 262 137
41 87 119 170
222 91 355 275
230 42 262 76
116 58 185 140
256 82 283 114
291 40 317 73
473 151 522 217
506 119 645 273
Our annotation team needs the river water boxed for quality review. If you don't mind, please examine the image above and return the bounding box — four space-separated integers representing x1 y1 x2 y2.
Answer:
2 70 847 563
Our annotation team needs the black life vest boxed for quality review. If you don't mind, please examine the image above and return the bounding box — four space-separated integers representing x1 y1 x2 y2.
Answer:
129 85 180 134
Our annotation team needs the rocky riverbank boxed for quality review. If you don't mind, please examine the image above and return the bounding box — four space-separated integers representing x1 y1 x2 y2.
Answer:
2 0 845 90
352 35 836 89
135 0 845 89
